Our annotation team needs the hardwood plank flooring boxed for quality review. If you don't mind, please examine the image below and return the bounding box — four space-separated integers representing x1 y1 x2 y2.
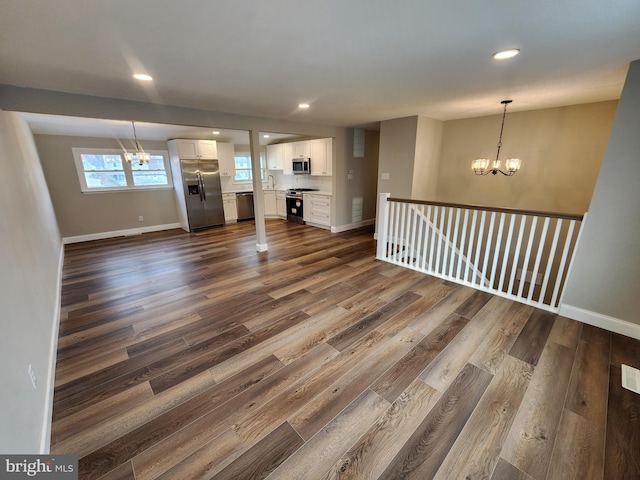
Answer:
51 219 640 479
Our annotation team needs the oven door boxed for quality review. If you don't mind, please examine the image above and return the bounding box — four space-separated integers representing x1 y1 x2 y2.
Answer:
286 195 305 224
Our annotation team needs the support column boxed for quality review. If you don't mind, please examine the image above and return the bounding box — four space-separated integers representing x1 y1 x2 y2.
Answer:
249 129 267 251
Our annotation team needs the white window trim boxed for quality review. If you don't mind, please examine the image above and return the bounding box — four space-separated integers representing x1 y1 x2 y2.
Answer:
233 152 266 184
72 148 173 193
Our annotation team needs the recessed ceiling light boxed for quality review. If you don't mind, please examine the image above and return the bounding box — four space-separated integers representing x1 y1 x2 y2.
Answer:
492 49 520 60
298 103 310 109
133 73 153 81
212 131 220 135
263 134 270 138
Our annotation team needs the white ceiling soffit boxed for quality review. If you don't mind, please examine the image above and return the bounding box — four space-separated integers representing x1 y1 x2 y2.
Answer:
1 1 640 126
21 113 301 145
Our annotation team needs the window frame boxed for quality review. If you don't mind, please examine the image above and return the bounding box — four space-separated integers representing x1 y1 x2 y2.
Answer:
233 152 266 183
72 148 173 193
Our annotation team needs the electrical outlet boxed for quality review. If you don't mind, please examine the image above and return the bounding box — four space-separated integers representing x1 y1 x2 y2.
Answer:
138 216 144 222
622 364 640 394
28 364 37 389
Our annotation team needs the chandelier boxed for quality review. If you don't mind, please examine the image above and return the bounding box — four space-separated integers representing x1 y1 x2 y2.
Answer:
123 121 150 165
472 100 521 176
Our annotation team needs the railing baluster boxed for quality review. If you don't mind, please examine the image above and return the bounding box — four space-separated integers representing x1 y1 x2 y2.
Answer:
435 206 445 274
407 203 417 265
539 218 562 306
498 214 516 293
481 212 496 288
528 217 549 302
472 211 487 286
456 209 469 280
508 215 527 295
550 220 576 308
415 205 425 269
422 205 431 270
490 213 506 289
428 206 439 274
387 200 396 259
442 208 453 276
449 208 461 278
465 210 478 283
518 216 538 298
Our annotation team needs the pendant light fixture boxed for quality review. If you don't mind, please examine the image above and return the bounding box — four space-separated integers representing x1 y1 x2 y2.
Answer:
123 121 151 165
472 100 521 176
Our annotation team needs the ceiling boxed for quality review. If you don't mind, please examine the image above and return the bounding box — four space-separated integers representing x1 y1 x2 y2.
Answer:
1 1 640 130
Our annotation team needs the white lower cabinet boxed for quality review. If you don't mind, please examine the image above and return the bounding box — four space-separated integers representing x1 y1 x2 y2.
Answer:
222 193 237 223
303 193 331 228
276 190 287 218
264 190 277 217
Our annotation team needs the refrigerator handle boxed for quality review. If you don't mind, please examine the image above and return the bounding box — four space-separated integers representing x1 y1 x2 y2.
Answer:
198 172 206 202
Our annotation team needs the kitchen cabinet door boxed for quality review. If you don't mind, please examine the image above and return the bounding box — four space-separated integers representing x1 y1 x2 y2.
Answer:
264 190 277 216
282 143 294 175
292 141 311 159
310 138 333 176
174 140 217 159
266 144 284 170
307 193 331 227
276 191 286 217
216 142 235 177
222 193 237 222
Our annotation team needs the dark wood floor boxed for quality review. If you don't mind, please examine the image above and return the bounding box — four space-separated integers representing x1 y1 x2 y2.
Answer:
51 219 640 480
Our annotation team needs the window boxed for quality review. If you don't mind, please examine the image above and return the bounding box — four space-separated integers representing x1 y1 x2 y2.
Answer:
72 148 172 192
234 152 266 182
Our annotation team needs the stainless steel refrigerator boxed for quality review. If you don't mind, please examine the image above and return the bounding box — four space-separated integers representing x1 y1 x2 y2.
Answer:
180 158 225 230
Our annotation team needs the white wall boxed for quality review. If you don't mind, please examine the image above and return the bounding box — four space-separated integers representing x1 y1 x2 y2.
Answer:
0 110 62 452
560 60 640 335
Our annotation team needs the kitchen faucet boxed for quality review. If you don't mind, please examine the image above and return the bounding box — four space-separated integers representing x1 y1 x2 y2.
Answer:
267 174 275 189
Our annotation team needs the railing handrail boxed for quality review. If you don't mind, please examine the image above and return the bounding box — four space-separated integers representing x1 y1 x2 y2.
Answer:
387 197 584 222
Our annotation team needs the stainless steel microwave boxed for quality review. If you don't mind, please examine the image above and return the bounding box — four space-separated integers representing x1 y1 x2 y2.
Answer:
292 158 311 174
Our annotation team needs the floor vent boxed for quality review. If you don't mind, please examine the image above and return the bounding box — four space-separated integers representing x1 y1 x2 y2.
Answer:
622 364 640 394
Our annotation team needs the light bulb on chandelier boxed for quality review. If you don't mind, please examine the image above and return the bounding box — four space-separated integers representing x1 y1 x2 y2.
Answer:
472 100 521 176
123 121 151 165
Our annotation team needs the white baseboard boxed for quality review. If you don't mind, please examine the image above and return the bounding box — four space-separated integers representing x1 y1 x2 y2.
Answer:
559 304 640 340
63 223 182 244
331 218 375 233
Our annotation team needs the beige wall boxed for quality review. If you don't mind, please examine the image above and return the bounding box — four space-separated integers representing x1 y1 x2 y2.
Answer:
411 116 443 200
561 60 640 329
0 110 62 453
436 101 617 214
334 129 380 226
34 135 179 239
378 116 418 197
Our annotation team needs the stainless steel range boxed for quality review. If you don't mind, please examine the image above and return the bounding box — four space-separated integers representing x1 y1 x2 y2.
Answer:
285 188 319 224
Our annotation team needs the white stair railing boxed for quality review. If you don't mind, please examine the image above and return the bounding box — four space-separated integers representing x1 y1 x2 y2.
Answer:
376 194 585 313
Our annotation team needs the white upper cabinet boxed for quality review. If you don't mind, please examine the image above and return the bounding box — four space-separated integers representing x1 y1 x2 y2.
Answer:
282 143 294 175
266 143 284 170
292 141 311 159
310 138 333 176
173 139 217 159
216 142 236 177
